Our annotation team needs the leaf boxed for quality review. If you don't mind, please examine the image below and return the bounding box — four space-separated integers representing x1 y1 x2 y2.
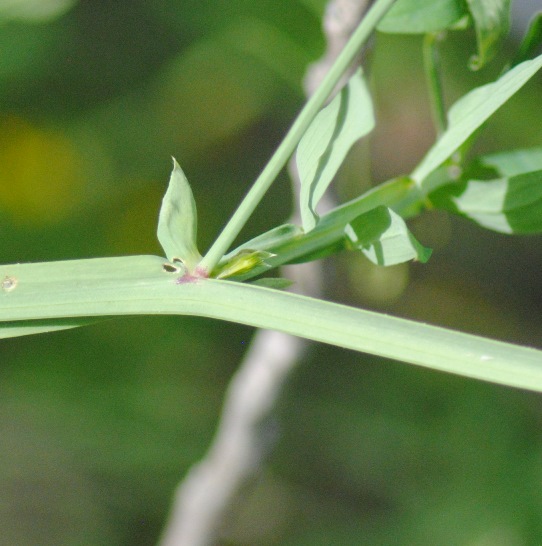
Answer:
466 0 511 70
0 318 104 339
2 255 542 392
222 178 414 280
429 170 542 234
250 277 294 290
286 238 347 265
479 147 542 177
510 12 542 68
157 158 201 270
377 0 467 34
345 206 432 266
297 69 375 232
411 54 542 188
0 0 77 23
224 224 302 259
214 250 274 280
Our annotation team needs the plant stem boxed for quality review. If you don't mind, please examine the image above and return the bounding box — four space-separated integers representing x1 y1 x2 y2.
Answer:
198 0 398 274
423 32 447 136
227 177 418 280
4 256 542 393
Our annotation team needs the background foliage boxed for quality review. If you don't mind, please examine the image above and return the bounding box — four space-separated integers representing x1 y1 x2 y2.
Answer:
1 1 542 544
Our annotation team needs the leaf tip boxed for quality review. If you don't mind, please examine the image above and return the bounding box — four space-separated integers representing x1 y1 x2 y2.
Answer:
171 156 181 170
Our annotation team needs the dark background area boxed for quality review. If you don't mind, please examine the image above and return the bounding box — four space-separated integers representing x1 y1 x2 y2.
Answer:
1 1 542 544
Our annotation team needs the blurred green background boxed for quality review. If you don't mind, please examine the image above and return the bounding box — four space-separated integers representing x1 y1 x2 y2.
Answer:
1 1 542 544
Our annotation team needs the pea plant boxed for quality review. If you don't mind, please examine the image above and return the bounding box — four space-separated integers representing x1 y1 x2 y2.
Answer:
1 0 542 393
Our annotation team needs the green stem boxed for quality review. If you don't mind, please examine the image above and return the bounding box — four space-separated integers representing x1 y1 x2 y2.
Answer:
3 256 542 393
198 0 398 274
223 177 419 281
423 32 447 136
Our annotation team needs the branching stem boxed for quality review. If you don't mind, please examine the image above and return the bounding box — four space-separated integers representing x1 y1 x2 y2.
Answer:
198 0 398 274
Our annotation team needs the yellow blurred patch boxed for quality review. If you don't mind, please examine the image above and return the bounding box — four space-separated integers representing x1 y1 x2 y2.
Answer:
0 117 83 225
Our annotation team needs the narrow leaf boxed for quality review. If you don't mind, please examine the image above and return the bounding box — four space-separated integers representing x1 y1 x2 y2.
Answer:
430 170 542 233
2 256 542 392
480 147 542 177
411 54 542 187
157 158 201 270
297 69 375 232
510 12 542 68
250 277 294 290
0 0 77 23
214 250 274 280
0 318 104 339
345 206 432 266
467 0 511 70
378 0 467 34
223 177 414 280
224 224 302 259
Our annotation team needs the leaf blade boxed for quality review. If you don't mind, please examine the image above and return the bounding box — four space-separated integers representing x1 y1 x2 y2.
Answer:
479 147 542 177
467 0 511 70
378 0 467 34
510 11 542 68
297 69 375 231
430 170 542 234
345 206 432 265
0 318 104 339
157 158 201 269
411 54 542 187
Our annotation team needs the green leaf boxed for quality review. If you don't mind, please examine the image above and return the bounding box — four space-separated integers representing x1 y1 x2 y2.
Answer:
157 158 201 271
0 0 77 23
286 238 347 265
411 54 542 188
479 147 542 177
377 0 467 34
430 170 542 234
345 206 432 266
250 277 294 290
225 224 302 258
297 69 375 232
510 12 542 68
224 177 415 280
2 255 542 392
214 250 274 280
0 318 104 339
466 0 511 70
